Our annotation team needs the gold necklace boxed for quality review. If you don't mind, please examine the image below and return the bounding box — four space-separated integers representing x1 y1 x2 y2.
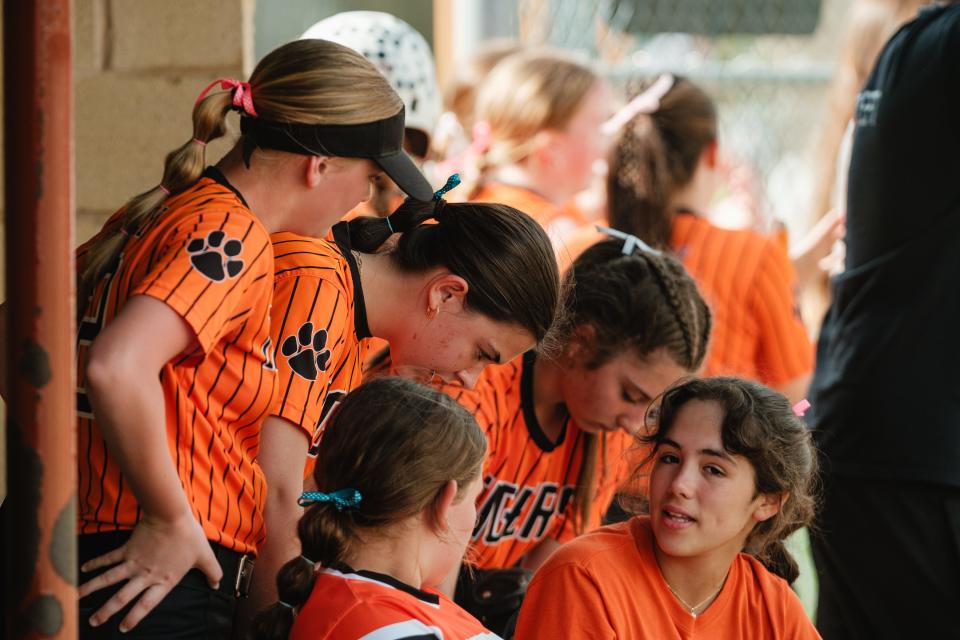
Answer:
664 578 725 617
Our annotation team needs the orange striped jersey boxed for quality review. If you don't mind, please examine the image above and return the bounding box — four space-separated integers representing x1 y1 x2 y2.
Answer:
291 565 500 640
557 215 813 386
444 353 633 569
671 213 812 385
269 223 371 470
76 167 276 554
471 182 583 249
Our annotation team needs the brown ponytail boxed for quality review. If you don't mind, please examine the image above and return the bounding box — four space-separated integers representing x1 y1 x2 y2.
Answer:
345 197 561 346
251 377 487 639
608 77 718 248
560 238 711 532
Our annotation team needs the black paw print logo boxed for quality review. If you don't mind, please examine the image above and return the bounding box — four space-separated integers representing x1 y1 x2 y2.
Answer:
186 231 244 282
281 322 332 381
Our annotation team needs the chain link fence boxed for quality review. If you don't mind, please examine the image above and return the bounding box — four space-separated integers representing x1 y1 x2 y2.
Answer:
474 0 850 234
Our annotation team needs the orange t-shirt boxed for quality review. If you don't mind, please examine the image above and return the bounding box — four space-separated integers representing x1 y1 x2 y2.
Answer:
515 517 820 640
471 182 583 249
269 223 370 473
444 353 634 569
76 168 277 554
291 565 499 640
557 216 813 386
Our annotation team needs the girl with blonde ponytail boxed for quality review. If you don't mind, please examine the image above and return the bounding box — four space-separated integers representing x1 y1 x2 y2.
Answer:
251 376 496 640
467 48 612 247
75 39 426 638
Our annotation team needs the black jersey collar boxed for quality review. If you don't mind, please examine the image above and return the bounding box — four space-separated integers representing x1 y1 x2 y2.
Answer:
520 351 568 452
332 562 440 606
202 166 250 208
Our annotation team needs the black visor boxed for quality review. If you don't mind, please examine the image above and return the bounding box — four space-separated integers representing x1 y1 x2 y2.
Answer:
240 107 433 201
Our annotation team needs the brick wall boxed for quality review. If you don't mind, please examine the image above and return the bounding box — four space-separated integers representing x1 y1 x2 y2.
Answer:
0 0 254 502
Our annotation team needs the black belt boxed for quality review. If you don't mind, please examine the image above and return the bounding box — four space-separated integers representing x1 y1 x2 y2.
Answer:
78 531 255 598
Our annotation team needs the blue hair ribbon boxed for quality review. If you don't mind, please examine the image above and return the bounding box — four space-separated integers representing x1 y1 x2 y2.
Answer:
596 225 661 256
298 488 362 511
433 173 461 201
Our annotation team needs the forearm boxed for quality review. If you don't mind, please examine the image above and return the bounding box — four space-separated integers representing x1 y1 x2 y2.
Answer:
243 415 309 617
85 358 192 522
243 489 303 618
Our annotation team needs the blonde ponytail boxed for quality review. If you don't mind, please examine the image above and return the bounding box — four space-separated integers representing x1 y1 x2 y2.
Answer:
77 90 235 314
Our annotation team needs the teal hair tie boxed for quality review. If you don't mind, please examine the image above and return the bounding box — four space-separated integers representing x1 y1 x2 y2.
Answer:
596 225 661 256
298 488 362 511
433 173 461 201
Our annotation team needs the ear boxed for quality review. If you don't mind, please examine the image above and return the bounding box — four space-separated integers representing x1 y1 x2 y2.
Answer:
752 491 787 524
305 155 331 188
426 273 469 316
528 130 560 166
563 323 597 365
430 479 458 533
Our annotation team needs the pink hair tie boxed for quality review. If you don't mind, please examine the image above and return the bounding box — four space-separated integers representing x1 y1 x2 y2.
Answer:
792 399 811 417
192 138 207 147
195 78 258 117
601 74 675 136
158 184 171 195
435 120 493 177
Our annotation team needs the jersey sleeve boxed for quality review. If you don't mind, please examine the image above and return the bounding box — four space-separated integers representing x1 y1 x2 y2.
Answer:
131 209 273 354
749 238 814 386
515 560 616 640
269 271 354 442
777 582 823 640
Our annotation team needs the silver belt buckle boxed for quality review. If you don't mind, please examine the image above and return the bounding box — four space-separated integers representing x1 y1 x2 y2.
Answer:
234 555 255 598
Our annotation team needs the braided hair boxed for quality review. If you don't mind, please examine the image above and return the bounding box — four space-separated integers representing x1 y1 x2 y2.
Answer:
562 238 711 532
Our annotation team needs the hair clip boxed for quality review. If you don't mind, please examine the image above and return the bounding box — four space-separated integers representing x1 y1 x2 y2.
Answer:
601 74 675 136
299 555 316 567
433 173 461 201
191 138 207 148
278 601 295 610
596 225 661 256
792 399 811 417
158 184 171 195
298 488 362 511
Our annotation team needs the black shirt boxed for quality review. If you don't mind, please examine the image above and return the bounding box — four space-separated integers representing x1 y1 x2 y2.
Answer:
809 3 960 486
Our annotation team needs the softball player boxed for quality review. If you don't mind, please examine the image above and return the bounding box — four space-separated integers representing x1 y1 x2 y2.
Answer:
515 378 820 639
74 38 418 638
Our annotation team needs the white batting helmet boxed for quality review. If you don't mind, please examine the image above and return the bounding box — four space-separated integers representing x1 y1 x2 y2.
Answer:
302 11 440 152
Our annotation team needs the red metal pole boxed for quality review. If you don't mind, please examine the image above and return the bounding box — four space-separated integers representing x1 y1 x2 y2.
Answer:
3 0 77 638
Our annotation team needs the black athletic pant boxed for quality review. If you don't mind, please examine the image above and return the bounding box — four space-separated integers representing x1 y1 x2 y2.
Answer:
811 475 960 640
78 531 241 640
